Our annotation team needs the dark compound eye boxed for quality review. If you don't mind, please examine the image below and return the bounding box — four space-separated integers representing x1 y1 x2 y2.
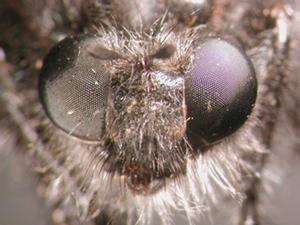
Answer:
39 34 110 141
185 38 257 146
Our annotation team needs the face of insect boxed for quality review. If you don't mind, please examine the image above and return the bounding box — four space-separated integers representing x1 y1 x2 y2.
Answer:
0 0 299 225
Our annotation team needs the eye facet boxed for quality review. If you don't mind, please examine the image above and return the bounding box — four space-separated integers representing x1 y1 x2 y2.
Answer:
39 34 109 141
185 38 257 145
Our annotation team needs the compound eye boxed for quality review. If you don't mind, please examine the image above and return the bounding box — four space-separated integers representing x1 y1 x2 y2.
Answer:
39 34 110 141
185 38 257 145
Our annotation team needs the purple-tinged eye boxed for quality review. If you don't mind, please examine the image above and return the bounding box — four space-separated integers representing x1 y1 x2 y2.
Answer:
39 34 110 141
185 38 257 146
